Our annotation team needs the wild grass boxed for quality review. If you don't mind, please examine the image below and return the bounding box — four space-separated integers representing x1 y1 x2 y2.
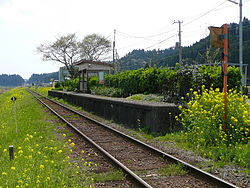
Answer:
91 170 125 182
29 86 53 96
157 163 188 176
126 94 164 102
0 88 92 187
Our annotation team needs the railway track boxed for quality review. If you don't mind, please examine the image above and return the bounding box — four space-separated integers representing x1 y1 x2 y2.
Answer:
28 89 239 188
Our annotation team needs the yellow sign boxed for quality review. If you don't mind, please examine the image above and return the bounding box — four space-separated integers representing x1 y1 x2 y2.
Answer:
209 27 224 48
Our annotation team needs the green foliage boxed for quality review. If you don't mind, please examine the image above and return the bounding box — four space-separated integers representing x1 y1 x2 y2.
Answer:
0 88 91 186
0 74 24 87
126 94 164 102
91 170 125 182
105 67 177 97
54 81 61 88
198 65 241 91
104 66 241 103
61 78 79 91
28 72 59 84
177 87 250 166
119 19 250 78
88 76 99 89
178 87 249 146
90 86 123 97
157 163 187 176
31 87 53 96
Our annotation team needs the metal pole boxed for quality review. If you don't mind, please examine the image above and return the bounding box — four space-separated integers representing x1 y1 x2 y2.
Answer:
113 29 116 73
179 21 182 64
223 24 228 132
239 0 244 87
174 20 183 64
226 0 244 87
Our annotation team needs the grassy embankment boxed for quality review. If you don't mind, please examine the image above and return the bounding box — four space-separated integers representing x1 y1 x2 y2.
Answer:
42 87 250 174
0 88 93 187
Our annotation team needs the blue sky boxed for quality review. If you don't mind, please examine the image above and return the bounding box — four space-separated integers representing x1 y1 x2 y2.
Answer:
0 0 249 79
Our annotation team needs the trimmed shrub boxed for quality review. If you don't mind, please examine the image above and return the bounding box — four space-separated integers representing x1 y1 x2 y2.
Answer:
104 66 241 102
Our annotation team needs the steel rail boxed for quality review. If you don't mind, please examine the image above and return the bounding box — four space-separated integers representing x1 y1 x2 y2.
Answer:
28 89 239 188
28 90 152 188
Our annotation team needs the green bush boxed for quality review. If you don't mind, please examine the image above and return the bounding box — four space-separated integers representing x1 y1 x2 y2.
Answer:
88 76 99 89
177 87 250 166
62 78 79 91
104 66 241 102
54 82 61 88
178 86 249 146
91 86 123 97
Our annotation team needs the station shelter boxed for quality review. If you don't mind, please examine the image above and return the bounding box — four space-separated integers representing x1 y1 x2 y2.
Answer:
76 60 113 93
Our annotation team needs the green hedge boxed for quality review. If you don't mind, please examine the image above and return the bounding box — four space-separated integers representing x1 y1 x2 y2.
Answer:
103 66 241 102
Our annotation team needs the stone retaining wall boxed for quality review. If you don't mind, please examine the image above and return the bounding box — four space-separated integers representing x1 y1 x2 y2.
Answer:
48 90 181 134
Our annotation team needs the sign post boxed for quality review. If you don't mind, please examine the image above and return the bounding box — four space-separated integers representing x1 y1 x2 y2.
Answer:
209 24 228 132
222 24 228 132
11 96 18 133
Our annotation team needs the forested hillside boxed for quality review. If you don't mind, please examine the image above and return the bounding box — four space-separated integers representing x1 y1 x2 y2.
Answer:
0 74 24 86
119 18 250 75
28 72 59 84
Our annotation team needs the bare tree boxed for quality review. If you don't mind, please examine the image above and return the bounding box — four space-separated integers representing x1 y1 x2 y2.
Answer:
37 33 112 79
80 33 111 61
37 33 81 79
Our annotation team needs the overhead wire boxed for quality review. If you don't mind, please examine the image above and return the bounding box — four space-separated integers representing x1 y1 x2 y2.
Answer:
183 0 228 27
116 0 247 60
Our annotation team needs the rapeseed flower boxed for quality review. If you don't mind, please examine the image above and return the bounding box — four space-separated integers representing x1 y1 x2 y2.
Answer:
39 165 45 169
70 142 75 147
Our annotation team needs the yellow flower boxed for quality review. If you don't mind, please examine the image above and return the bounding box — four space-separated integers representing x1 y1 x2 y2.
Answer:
81 150 85 154
70 142 75 147
17 180 23 184
3 149 7 152
2 172 7 175
11 167 16 170
62 134 66 137
39 165 44 169
58 150 63 153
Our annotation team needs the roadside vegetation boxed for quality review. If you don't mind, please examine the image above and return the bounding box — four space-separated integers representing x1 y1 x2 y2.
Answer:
0 88 93 187
158 87 250 169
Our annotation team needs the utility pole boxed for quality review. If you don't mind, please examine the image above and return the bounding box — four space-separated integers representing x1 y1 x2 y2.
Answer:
113 29 116 72
227 0 244 87
174 20 183 64
115 49 120 72
239 0 243 87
